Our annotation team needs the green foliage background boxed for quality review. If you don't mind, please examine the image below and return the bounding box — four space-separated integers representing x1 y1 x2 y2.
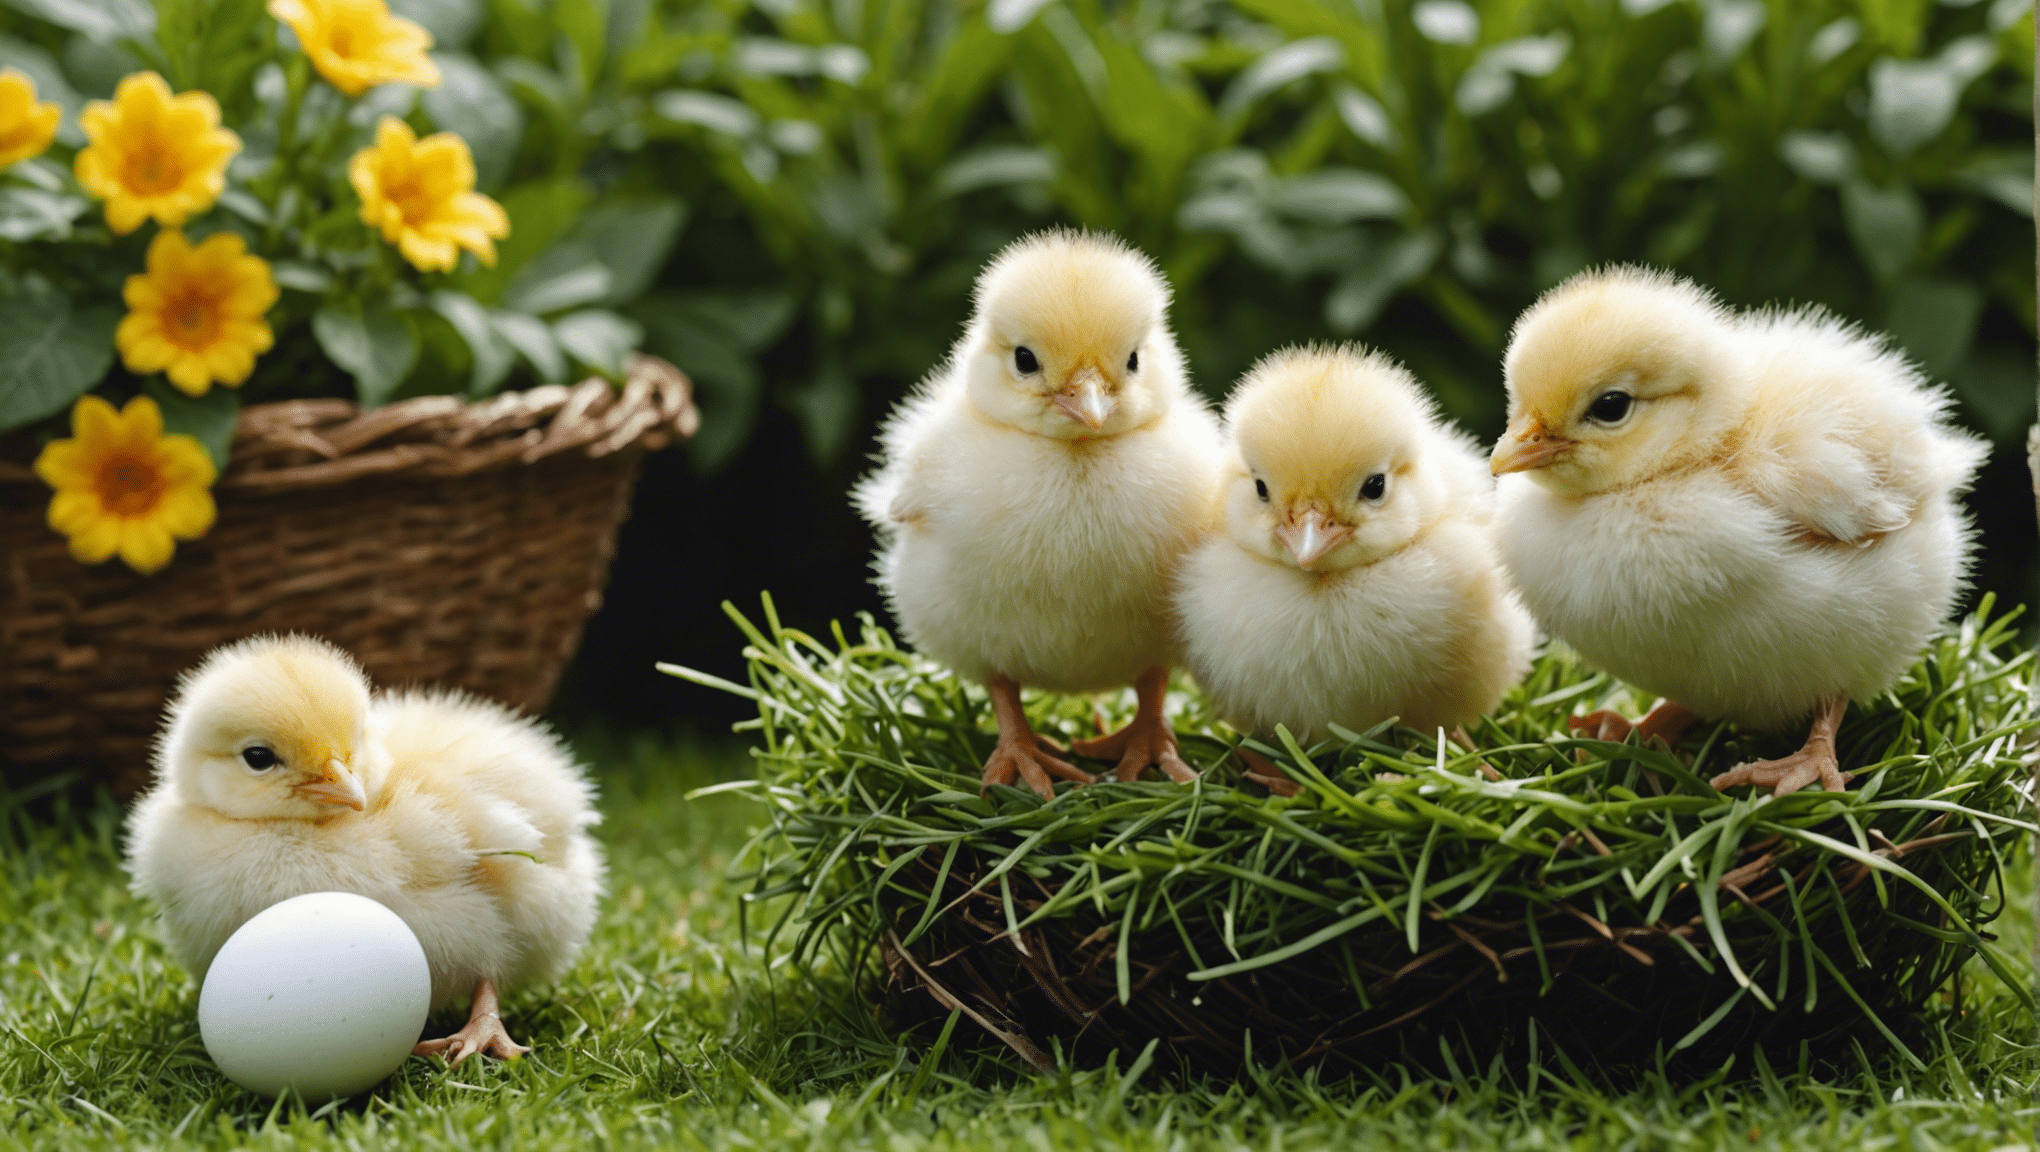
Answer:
624 0 2035 473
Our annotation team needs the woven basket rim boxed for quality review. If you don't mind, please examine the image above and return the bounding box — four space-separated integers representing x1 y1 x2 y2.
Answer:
0 354 698 492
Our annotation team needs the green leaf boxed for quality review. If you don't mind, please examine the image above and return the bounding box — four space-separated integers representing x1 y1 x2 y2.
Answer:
1218 36 1344 121
1951 148 2033 217
153 0 268 103
653 90 760 138
450 177 591 305
1867 64 1953 158
564 198 686 306
552 308 643 378
270 260 335 293
429 290 516 396
144 381 239 470
0 293 118 431
491 310 566 385
936 145 1056 197
388 0 482 50
1324 227 1442 334
0 186 87 241
503 252 611 315
422 53 523 191
1840 178 1923 282
313 303 421 409
1266 169 1408 224
784 358 859 467
1885 278 1983 379
1778 131 1857 185
553 0 607 90
987 0 1054 34
1 0 152 42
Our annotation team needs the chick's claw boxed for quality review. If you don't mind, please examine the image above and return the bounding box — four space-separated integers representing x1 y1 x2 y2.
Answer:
1235 747 1302 798
981 736 1093 800
1709 695 1851 797
981 673 1093 800
1072 717 1197 784
413 980 528 1067
1069 666 1198 785
1709 751 1851 797
1569 700 1697 748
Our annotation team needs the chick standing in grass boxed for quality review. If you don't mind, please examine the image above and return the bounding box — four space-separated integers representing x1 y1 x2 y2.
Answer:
126 636 604 1065
1490 267 1986 796
1175 346 1533 793
856 229 1223 799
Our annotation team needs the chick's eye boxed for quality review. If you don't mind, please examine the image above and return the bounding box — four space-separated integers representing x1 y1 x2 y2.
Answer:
1360 473 1387 501
1588 390 1632 424
241 746 279 771
1254 479 1269 502
1014 346 1039 374
1126 350 1139 372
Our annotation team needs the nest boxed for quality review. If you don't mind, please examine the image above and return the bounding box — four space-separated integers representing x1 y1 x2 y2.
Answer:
683 598 2038 1076
1 356 696 794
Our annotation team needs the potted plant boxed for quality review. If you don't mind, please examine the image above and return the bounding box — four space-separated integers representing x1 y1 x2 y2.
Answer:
0 0 695 793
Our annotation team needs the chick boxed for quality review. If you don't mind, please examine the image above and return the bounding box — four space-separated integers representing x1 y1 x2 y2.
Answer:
1490 267 1986 796
856 229 1223 798
126 636 605 1065
1175 346 1533 792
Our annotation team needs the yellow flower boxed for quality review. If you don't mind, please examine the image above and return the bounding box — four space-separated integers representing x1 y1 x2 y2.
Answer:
350 117 509 273
0 70 61 168
33 394 218 575
269 0 440 96
74 72 241 235
117 230 279 397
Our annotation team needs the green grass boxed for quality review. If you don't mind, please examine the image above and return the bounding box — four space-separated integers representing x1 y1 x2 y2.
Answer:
2 726 2036 1150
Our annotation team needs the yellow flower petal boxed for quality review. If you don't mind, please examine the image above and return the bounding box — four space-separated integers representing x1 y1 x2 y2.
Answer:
74 72 241 233
116 230 275 395
33 440 92 490
70 394 121 445
66 515 121 564
275 0 440 96
155 485 216 538
33 394 217 574
117 518 177 575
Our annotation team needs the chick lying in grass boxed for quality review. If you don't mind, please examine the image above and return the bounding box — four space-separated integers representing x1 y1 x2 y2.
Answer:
126 636 604 1066
1490 266 1987 796
1175 345 1534 794
856 229 1223 798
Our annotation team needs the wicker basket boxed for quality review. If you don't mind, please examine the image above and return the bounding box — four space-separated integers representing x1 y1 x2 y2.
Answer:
0 355 697 795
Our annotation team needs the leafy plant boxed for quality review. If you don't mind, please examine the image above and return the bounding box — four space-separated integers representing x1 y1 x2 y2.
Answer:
623 0 2035 472
0 0 685 445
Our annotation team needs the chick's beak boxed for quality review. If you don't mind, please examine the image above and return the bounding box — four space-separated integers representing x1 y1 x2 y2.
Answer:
1490 418 1575 476
294 758 365 811
1053 366 1116 431
1275 509 1353 571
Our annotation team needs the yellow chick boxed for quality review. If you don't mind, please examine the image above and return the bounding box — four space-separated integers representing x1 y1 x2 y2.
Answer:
855 229 1224 798
126 636 604 1065
1490 267 1986 796
1176 345 1533 791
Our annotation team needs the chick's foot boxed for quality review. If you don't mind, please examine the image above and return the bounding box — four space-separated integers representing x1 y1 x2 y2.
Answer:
982 674 1094 800
1709 696 1851 797
413 979 529 1067
1235 746 1301 797
1070 666 1198 784
1569 699 1698 748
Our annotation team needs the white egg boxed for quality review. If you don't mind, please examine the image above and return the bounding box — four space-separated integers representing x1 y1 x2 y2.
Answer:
198 891 431 1100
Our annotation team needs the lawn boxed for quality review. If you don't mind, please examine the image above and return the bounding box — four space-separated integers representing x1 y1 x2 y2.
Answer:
2 729 2035 1151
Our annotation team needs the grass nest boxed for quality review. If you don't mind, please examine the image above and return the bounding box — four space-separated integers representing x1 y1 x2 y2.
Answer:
670 596 2038 1077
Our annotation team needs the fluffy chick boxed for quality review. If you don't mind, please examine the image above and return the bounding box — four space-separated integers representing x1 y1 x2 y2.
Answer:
1491 266 1986 795
126 636 604 1065
856 229 1223 798
1176 346 1533 790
